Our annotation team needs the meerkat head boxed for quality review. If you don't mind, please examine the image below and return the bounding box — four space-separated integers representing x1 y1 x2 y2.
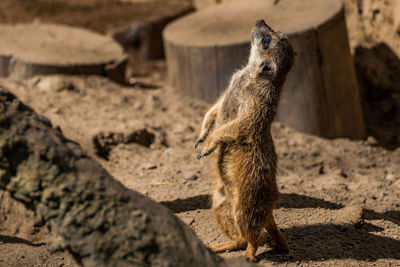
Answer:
249 19 294 83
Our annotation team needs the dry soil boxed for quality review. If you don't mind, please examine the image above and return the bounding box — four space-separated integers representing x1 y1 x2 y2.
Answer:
0 0 399 266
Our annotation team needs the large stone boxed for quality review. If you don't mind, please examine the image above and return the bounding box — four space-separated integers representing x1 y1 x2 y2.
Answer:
0 87 252 267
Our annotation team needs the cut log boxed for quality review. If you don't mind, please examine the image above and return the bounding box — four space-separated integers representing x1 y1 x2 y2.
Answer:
0 88 252 267
0 23 126 84
112 4 194 60
163 0 366 139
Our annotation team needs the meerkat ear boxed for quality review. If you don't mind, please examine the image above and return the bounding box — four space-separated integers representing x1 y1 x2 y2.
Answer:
255 19 273 32
264 22 273 32
276 31 288 39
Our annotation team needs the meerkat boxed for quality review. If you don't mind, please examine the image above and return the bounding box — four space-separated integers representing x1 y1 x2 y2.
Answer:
195 19 294 261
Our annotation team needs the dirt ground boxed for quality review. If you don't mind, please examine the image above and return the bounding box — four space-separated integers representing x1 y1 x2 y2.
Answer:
0 0 399 266
1 69 399 266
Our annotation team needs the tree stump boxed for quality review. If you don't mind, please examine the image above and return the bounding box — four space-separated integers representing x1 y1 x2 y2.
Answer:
0 23 127 83
163 0 366 139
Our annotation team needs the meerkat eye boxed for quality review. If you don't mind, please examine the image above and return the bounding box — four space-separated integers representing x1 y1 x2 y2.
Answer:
262 35 271 49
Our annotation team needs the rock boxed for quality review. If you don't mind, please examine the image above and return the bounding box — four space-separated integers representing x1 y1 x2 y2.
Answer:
35 76 77 92
128 78 162 89
0 88 253 267
183 172 198 181
0 190 48 244
143 164 157 170
27 77 41 88
318 165 325 175
93 128 155 160
92 132 125 160
333 205 364 227
340 169 348 178
182 217 195 226
364 136 379 147
125 128 155 147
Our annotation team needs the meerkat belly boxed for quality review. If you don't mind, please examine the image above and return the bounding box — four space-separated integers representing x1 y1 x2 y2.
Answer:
212 144 237 206
221 89 240 123
227 144 279 203
215 145 236 186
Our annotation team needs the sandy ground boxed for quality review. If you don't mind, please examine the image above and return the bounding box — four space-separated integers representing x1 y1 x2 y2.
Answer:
0 0 399 266
1 67 399 266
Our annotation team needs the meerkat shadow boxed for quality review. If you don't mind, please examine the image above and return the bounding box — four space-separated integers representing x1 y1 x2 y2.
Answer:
160 194 211 213
160 193 342 213
276 193 343 210
257 223 400 262
160 193 400 226
160 193 400 262
0 234 45 247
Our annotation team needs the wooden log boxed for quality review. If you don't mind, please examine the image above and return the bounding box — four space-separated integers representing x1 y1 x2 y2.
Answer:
163 0 366 139
111 4 194 61
0 23 127 84
0 88 252 267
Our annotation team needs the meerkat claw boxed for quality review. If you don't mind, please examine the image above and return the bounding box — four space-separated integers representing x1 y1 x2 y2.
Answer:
197 150 210 160
194 138 203 149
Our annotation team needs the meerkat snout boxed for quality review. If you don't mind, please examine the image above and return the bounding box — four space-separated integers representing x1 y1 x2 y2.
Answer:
261 60 276 78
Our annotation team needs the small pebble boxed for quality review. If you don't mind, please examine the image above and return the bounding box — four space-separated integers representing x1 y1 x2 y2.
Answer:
129 78 137 86
311 151 320 157
183 217 195 225
318 166 325 175
385 173 394 180
184 172 198 181
143 164 157 170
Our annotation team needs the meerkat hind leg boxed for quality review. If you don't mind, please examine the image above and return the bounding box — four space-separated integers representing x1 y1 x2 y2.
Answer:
264 211 289 253
209 239 247 253
244 241 259 262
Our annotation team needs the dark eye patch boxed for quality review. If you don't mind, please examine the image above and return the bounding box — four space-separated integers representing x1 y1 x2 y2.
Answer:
263 35 272 49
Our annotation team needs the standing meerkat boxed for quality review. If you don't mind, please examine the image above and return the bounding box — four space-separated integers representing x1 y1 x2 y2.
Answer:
195 19 295 261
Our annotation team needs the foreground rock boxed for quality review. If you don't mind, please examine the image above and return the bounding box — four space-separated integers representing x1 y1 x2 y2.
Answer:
0 88 251 267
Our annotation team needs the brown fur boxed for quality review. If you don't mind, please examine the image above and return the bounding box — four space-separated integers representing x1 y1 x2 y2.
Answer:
195 20 295 261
